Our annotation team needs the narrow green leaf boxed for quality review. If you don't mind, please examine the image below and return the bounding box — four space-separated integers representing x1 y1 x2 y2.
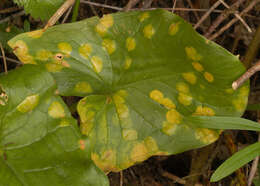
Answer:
187 116 260 131
211 142 260 182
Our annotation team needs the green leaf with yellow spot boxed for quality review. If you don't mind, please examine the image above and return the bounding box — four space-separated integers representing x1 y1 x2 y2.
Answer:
8 9 254 173
0 65 108 186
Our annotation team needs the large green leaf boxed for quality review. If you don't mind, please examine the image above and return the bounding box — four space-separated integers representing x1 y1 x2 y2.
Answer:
8 9 250 172
0 65 108 186
13 0 65 20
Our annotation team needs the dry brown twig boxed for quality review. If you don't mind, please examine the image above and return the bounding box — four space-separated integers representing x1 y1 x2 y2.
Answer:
186 0 200 21
205 0 246 38
0 56 22 64
209 0 260 40
124 0 141 11
80 0 226 13
232 60 260 90
120 171 123 186
219 0 252 33
61 6 72 24
161 171 186 184
0 10 25 24
0 7 21 14
0 43 8 74
44 0 75 30
172 0 177 13
194 0 222 29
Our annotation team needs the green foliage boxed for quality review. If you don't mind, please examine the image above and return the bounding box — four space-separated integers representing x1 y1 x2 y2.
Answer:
1 9 258 184
211 142 260 182
247 104 260 111
13 0 65 20
0 23 24 51
0 65 109 186
254 165 260 185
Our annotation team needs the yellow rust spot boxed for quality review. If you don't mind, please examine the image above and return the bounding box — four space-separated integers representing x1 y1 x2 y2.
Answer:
91 149 118 173
204 72 214 83
150 90 163 101
122 129 138 140
45 63 64 72
139 12 150 22
27 29 43 38
60 119 70 127
17 94 39 113
126 37 136 51
185 47 202 61
168 22 180 36
239 86 249 97
232 86 249 112
48 101 65 118
182 72 197 85
10 40 36 64
36 50 53 61
144 136 158 154
225 88 234 94
200 84 205 89
192 62 204 72
113 90 129 119
143 24 155 39
161 98 176 109
79 43 92 59
176 81 192 106
195 128 219 144
102 39 116 54
79 140 85 150
117 90 128 97
131 142 149 162
166 109 182 124
74 82 93 94
162 121 178 136
232 98 247 112
58 42 72 55
176 82 189 94
149 90 176 109
95 14 114 36
155 151 169 156
124 57 132 69
80 110 95 136
178 93 192 106
91 56 103 73
193 106 215 116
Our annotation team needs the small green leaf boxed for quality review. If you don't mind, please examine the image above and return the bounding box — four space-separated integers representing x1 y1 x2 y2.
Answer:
13 0 65 20
211 142 260 182
0 23 24 51
0 65 108 186
253 165 260 185
8 9 250 172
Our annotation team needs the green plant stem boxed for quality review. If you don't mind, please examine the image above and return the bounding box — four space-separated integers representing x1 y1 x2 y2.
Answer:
244 25 260 68
71 0 80 22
